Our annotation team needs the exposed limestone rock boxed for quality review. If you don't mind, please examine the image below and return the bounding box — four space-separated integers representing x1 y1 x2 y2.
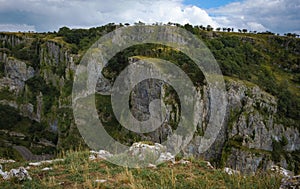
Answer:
280 175 300 189
225 148 265 175
41 167 53 171
270 165 294 178
177 159 190 165
28 159 64 167
0 159 15 164
90 150 113 160
156 152 175 164
95 179 107 183
0 56 34 93
118 60 300 174
224 167 240 175
128 142 167 162
0 165 32 181
0 33 299 176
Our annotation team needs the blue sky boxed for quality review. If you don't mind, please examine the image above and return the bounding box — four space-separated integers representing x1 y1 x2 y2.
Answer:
183 0 238 9
0 0 299 34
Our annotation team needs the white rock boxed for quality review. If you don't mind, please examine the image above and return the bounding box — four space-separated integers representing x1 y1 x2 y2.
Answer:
29 159 64 167
205 161 214 169
2 167 32 181
128 142 167 162
0 165 9 179
29 162 42 166
156 152 175 164
177 159 190 165
270 165 293 178
147 163 157 168
89 154 97 161
95 179 107 183
0 159 16 164
224 167 240 175
41 167 52 171
90 150 112 160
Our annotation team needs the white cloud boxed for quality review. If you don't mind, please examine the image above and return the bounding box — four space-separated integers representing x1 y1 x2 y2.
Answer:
0 0 298 34
0 24 36 32
208 0 300 33
0 0 218 31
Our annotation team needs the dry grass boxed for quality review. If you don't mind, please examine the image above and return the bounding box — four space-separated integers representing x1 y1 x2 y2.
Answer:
0 150 282 189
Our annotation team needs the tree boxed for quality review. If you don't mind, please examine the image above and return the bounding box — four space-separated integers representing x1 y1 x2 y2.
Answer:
227 28 231 32
242 29 248 33
216 27 221 32
207 25 213 31
58 26 71 36
184 23 194 33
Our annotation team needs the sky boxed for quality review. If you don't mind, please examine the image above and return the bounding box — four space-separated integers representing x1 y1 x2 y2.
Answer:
0 0 299 34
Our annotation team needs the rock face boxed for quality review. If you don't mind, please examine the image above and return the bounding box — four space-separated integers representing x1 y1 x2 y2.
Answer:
0 55 34 93
0 33 299 174
106 58 299 174
0 34 81 157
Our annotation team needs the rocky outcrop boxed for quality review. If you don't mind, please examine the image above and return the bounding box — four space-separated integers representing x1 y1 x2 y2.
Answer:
103 57 300 174
0 32 299 175
89 142 176 167
0 165 32 181
0 56 34 93
0 34 81 158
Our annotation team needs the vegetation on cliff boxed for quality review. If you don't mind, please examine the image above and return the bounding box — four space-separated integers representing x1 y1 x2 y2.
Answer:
0 23 299 176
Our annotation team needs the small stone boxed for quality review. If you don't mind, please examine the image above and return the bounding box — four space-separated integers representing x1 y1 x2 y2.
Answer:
95 179 107 183
90 150 112 160
224 167 240 175
41 167 52 171
147 163 157 168
177 159 190 165
205 161 214 169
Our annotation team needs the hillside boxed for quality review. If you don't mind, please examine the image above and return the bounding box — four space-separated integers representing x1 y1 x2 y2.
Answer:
0 149 283 188
0 23 299 179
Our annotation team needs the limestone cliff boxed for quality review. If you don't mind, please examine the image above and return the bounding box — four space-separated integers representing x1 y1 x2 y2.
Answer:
97 57 300 174
0 30 299 175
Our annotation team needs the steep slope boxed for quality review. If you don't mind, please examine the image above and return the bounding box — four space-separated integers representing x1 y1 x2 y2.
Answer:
0 25 299 174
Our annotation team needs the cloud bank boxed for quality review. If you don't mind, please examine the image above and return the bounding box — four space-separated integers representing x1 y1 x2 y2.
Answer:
209 0 300 34
0 0 299 34
0 0 217 32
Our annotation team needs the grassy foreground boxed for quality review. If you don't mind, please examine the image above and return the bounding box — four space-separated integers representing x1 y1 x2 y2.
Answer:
0 150 282 189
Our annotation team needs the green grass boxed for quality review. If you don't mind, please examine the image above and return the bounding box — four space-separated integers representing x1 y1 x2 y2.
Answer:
0 150 282 189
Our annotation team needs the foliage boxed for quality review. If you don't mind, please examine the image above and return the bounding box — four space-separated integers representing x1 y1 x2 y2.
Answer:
0 61 4 77
25 75 59 114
